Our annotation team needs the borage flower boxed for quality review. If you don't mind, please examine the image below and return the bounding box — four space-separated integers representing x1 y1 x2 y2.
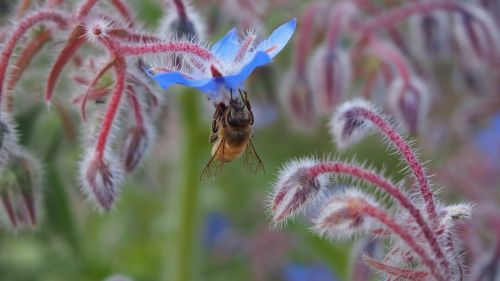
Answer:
146 18 296 103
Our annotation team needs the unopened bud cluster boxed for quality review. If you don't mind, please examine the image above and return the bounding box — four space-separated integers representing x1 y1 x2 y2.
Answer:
269 100 471 281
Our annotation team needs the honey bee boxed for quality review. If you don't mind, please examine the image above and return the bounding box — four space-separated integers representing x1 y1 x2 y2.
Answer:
200 89 264 178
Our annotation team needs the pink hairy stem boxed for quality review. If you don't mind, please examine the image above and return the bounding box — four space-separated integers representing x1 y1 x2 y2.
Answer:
307 162 449 273
172 0 188 20
365 38 411 87
359 201 445 281
0 10 67 109
45 25 86 103
81 58 117 121
6 28 52 113
364 255 429 280
112 40 216 62
354 107 439 229
295 2 324 73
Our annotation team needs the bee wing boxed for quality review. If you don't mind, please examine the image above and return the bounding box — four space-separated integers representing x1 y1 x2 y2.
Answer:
200 139 226 180
244 139 265 175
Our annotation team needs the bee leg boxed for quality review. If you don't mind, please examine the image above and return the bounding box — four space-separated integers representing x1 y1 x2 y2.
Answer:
209 132 218 143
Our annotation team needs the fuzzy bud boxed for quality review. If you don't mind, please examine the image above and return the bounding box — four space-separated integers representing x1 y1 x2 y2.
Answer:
308 45 351 114
329 99 375 149
280 70 317 131
159 0 205 40
0 149 43 230
387 76 430 134
408 12 451 64
270 158 322 223
80 150 124 211
0 115 19 167
84 18 113 44
121 124 154 173
312 189 376 240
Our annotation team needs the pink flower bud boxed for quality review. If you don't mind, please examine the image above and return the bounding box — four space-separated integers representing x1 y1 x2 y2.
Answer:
0 149 42 230
387 76 430 134
121 123 154 173
269 158 322 223
280 70 317 131
312 189 376 240
80 150 124 211
408 12 451 64
0 114 19 168
308 45 351 114
159 0 205 40
329 99 375 149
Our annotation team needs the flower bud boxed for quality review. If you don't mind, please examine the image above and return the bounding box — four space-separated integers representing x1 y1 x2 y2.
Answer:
0 149 43 230
280 70 317 131
387 76 430 134
329 99 375 149
0 114 20 168
80 150 124 211
159 0 205 40
312 189 376 240
269 158 322 223
121 123 154 173
408 12 451 64
308 45 351 114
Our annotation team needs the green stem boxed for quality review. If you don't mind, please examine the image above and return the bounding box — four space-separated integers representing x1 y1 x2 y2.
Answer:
172 91 204 281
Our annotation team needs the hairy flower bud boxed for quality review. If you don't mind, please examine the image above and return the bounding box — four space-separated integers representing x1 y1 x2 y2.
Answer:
280 70 317 131
329 99 375 149
269 158 322 223
80 150 124 211
408 12 451 64
121 123 154 173
387 76 430 134
0 149 42 230
0 115 19 168
159 0 205 40
312 189 376 240
308 45 351 114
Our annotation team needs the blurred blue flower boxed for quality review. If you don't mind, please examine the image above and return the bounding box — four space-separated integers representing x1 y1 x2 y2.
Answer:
475 112 500 170
283 263 339 281
202 212 232 251
147 19 296 101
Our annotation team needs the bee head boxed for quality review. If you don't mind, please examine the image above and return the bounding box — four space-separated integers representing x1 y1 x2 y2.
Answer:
226 105 251 128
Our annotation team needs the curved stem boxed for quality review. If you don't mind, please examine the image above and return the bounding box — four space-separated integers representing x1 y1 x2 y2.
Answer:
94 56 126 160
0 10 67 109
114 40 215 62
307 162 449 274
359 201 445 281
356 107 438 228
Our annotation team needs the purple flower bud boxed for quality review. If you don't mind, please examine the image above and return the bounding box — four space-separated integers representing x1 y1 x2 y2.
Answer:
269 158 322 223
387 76 430 134
350 238 381 281
452 4 500 64
0 114 20 168
280 70 317 131
312 189 376 241
80 150 124 211
308 45 351 114
160 0 205 40
329 99 375 149
121 124 154 173
0 149 42 230
408 12 451 64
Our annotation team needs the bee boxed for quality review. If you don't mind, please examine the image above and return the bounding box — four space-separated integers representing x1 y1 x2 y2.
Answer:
200 89 264 178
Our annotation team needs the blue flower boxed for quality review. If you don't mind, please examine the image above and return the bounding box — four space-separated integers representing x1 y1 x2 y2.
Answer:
147 18 297 101
283 263 339 281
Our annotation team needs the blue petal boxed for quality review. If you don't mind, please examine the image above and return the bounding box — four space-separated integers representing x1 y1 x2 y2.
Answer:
223 51 271 89
211 28 240 61
256 18 297 59
150 71 220 93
